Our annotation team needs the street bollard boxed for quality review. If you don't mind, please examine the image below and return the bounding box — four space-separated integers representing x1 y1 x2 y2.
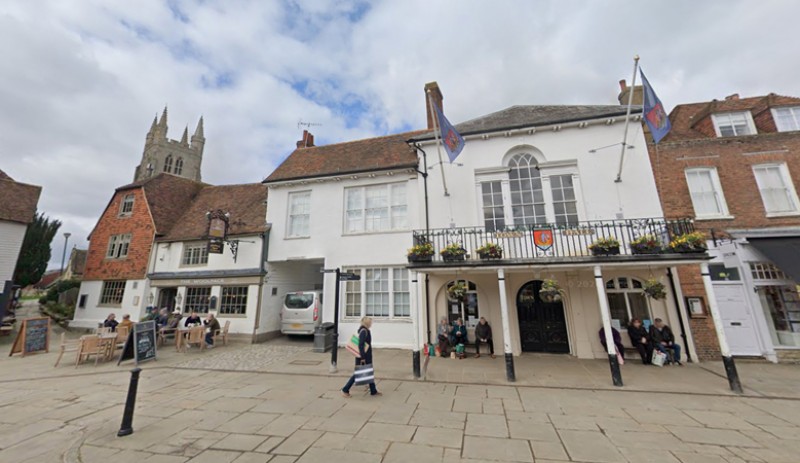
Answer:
117 367 142 437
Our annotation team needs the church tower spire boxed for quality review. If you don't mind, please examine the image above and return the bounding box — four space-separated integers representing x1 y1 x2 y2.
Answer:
134 107 204 183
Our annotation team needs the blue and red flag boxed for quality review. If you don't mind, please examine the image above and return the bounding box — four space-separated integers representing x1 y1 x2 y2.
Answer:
639 68 671 143
434 104 465 162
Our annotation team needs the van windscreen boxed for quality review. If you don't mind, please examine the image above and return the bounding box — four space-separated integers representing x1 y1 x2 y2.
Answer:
285 294 314 309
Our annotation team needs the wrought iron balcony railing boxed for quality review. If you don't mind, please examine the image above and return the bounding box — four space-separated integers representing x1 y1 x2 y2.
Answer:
409 218 700 263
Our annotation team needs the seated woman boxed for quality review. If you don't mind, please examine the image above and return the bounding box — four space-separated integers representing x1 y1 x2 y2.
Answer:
437 318 451 357
103 313 119 332
451 318 467 358
627 318 653 364
598 326 625 360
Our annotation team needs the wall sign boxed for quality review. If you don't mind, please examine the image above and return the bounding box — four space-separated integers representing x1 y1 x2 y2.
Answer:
686 297 706 318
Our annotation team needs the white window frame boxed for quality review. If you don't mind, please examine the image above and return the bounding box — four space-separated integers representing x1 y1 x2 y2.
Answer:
182 243 209 266
771 106 800 132
342 267 410 319
119 194 135 217
605 277 652 329
220 286 248 316
106 234 131 259
286 190 311 238
99 280 126 307
752 163 800 217
712 111 757 137
343 182 408 234
684 167 732 220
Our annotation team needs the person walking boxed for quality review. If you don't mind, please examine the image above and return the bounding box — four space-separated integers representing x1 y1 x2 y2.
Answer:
342 317 381 398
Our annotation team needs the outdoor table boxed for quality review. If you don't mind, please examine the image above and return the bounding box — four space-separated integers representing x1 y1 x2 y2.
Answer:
176 325 202 352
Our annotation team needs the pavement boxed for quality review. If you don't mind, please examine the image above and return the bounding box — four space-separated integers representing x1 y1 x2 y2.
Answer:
1 301 800 462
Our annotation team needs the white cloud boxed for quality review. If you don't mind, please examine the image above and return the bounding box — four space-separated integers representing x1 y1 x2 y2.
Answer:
0 0 799 267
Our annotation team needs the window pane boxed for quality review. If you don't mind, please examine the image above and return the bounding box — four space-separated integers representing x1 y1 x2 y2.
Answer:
628 293 651 324
509 154 546 226
607 293 629 327
481 181 505 232
288 192 311 237
184 287 212 313
220 286 248 315
754 165 797 213
686 169 723 216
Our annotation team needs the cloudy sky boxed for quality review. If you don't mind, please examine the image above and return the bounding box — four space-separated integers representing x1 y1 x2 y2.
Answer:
2 0 799 268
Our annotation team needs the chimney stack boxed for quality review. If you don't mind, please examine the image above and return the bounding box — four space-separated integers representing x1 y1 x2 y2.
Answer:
296 130 315 149
617 79 644 106
424 82 443 130
725 93 740 101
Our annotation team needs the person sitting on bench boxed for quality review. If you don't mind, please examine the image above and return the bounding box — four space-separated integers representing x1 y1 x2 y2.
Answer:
450 318 467 353
437 318 451 357
627 318 653 365
474 317 495 359
650 318 682 365
599 326 625 360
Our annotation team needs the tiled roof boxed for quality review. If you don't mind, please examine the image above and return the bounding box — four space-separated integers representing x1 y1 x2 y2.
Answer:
116 173 207 236
411 105 637 141
264 131 424 183
664 93 800 142
0 175 41 224
158 183 268 241
34 270 62 289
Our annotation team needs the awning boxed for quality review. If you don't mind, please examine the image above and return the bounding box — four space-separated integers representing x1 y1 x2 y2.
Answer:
748 237 800 282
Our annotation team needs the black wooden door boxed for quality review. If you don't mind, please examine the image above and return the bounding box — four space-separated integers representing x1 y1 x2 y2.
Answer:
157 288 177 311
517 281 570 353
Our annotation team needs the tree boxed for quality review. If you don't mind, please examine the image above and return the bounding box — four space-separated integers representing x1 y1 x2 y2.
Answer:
13 212 61 287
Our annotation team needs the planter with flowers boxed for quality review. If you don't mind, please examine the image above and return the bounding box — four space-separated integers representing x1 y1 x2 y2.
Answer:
588 237 621 256
539 279 564 302
643 278 667 300
440 243 467 262
407 242 434 263
448 281 468 302
669 231 707 253
631 234 662 255
476 242 503 260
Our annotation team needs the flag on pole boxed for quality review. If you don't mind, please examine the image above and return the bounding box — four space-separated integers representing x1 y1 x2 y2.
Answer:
639 68 671 143
434 104 465 162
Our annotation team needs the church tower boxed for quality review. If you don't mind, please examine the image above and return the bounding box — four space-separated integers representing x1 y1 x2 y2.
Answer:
133 107 205 182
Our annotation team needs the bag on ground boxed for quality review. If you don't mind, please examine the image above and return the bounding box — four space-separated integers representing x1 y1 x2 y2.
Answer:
354 363 374 385
651 350 667 367
456 343 465 354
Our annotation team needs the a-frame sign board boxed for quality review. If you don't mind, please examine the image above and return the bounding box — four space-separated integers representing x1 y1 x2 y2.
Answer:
118 320 157 366
9 317 50 357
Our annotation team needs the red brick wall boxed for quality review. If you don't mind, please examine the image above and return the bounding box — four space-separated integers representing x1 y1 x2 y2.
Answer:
650 124 800 359
83 188 155 281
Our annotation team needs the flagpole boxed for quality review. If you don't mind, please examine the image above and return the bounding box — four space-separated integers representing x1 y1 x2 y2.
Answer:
615 55 640 183
427 90 450 196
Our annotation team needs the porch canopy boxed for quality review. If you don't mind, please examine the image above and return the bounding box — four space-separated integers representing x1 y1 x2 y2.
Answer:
747 237 800 282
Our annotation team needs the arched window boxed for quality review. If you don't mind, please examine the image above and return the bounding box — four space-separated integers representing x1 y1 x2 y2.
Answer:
174 157 184 175
605 277 652 329
446 280 479 327
163 155 173 173
508 153 546 226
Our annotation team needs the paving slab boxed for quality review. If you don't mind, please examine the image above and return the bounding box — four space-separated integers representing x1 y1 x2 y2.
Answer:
529 440 568 461
384 442 444 463
558 430 626 463
295 447 380 463
462 436 533 462
412 426 463 448
356 422 416 442
186 449 242 463
464 412 508 438
666 426 761 447
410 409 466 429
271 430 323 455
212 434 269 452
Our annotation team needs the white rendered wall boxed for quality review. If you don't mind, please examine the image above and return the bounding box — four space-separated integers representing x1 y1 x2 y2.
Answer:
151 235 263 272
0 221 26 283
72 279 148 329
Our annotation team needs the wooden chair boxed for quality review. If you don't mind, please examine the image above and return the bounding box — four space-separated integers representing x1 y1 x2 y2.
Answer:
212 320 230 347
54 333 80 367
95 326 112 335
158 326 177 346
75 335 105 367
183 326 205 352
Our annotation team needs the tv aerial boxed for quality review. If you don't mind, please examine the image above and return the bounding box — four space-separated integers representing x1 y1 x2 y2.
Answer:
297 119 322 130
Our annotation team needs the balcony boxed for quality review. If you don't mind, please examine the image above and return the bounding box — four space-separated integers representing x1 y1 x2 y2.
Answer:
409 218 707 267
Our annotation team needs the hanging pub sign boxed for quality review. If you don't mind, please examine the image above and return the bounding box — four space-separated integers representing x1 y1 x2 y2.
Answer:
206 210 229 254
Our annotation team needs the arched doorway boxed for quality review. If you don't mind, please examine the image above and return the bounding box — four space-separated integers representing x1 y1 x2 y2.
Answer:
517 280 569 353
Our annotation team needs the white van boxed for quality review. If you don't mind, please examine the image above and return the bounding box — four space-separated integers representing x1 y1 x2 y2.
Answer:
280 290 323 335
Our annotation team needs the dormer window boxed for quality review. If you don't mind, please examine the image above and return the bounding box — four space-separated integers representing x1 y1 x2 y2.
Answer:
772 106 800 132
119 194 135 217
712 111 756 137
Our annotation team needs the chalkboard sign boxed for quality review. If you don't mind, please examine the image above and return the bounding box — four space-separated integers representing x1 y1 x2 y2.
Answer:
118 320 157 365
9 317 50 357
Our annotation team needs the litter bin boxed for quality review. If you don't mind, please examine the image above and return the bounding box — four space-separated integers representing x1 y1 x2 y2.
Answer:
313 322 336 353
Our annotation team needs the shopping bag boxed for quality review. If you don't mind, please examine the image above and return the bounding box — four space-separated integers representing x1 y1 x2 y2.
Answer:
346 332 370 357
651 350 667 367
616 348 625 366
455 343 465 354
354 363 374 385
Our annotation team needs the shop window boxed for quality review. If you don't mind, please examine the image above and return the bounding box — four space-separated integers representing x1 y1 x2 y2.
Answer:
605 277 652 329
184 287 211 313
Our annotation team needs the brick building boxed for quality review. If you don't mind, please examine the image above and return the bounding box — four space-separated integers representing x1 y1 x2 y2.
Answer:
634 87 800 361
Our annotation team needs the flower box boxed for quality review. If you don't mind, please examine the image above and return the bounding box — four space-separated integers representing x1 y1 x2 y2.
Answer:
476 242 503 260
671 244 707 254
630 234 662 255
588 237 621 257
407 242 434 263
669 232 707 253
408 254 433 263
590 246 620 256
441 252 466 262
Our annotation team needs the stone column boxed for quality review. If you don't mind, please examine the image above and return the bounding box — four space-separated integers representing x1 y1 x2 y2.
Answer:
594 265 623 386
700 263 743 393
497 269 515 382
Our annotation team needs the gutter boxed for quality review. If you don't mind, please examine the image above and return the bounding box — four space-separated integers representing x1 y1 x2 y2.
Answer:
253 229 270 342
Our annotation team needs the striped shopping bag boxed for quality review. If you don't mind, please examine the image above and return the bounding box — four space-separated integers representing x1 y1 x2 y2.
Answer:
354 364 374 385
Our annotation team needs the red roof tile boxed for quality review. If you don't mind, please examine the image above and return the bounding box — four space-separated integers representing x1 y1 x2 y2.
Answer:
118 173 207 236
0 176 41 224
264 131 424 183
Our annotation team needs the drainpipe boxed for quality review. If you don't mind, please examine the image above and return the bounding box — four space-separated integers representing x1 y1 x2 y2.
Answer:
414 143 432 343
666 268 692 363
253 229 270 343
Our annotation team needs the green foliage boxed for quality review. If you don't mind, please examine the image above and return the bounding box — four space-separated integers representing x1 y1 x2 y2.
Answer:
43 301 75 321
38 279 81 305
13 212 62 287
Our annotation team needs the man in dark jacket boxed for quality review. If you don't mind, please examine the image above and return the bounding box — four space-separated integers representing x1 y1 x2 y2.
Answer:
627 318 652 364
474 317 495 358
599 326 625 359
650 318 682 365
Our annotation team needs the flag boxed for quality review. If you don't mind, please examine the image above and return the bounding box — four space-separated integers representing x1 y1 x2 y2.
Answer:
434 104 465 162
639 68 671 143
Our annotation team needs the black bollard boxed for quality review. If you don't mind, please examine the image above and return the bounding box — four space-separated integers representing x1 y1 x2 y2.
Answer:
722 355 743 394
608 354 623 387
117 367 142 437
505 353 516 382
412 350 421 378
